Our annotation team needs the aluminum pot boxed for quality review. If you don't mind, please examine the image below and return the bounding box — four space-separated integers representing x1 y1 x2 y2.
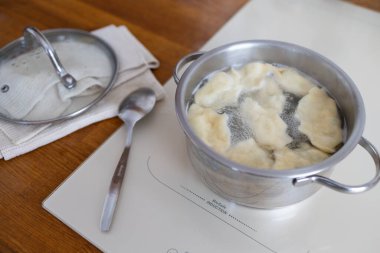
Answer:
173 40 380 208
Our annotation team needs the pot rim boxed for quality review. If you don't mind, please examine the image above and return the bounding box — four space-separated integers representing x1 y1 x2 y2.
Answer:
175 40 365 179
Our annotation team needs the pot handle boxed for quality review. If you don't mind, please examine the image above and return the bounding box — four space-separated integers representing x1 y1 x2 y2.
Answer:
173 52 204 85
294 137 380 194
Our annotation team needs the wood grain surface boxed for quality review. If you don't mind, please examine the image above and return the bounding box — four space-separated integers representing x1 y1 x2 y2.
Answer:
0 1 378 252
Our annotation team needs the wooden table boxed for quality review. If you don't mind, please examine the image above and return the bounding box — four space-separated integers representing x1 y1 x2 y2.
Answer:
0 1 378 252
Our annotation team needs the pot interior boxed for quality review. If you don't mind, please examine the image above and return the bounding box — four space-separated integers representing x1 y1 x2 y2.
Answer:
177 40 365 175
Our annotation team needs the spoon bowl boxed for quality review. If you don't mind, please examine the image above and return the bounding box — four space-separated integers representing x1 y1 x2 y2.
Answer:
118 88 156 124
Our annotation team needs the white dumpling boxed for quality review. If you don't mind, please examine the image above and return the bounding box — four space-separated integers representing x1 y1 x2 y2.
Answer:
251 77 285 113
273 143 329 170
227 67 241 84
295 87 343 153
276 68 314 96
240 62 275 91
187 104 231 153
194 71 242 109
224 138 274 169
240 98 292 150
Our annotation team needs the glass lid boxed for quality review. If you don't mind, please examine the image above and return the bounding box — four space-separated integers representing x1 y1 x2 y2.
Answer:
0 27 118 124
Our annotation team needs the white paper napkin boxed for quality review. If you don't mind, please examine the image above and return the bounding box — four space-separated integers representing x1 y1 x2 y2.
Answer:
0 25 165 160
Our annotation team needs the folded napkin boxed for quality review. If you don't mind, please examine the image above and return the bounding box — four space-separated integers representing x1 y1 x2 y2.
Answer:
0 25 165 160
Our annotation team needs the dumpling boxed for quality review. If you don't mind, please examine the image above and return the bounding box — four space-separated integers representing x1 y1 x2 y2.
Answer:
295 87 343 153
240 62 275 91
187 103 231 153
194 71 242 109
251 77 285 113
276 68 314 96
227 67 241 84
273 143 329 170
224 138 274 169
240 98 292 150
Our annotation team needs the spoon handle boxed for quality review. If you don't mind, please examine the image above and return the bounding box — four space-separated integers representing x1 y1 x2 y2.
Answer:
100 124 133 232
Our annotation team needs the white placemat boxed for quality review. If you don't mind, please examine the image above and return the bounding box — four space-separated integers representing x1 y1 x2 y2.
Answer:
43 0 380 252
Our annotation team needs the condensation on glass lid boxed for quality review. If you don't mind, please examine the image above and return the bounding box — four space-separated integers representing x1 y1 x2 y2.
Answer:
0 27 118 124
187 61 344 170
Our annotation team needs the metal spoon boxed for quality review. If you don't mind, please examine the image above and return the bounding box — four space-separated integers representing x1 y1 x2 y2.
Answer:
100 87 156 232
